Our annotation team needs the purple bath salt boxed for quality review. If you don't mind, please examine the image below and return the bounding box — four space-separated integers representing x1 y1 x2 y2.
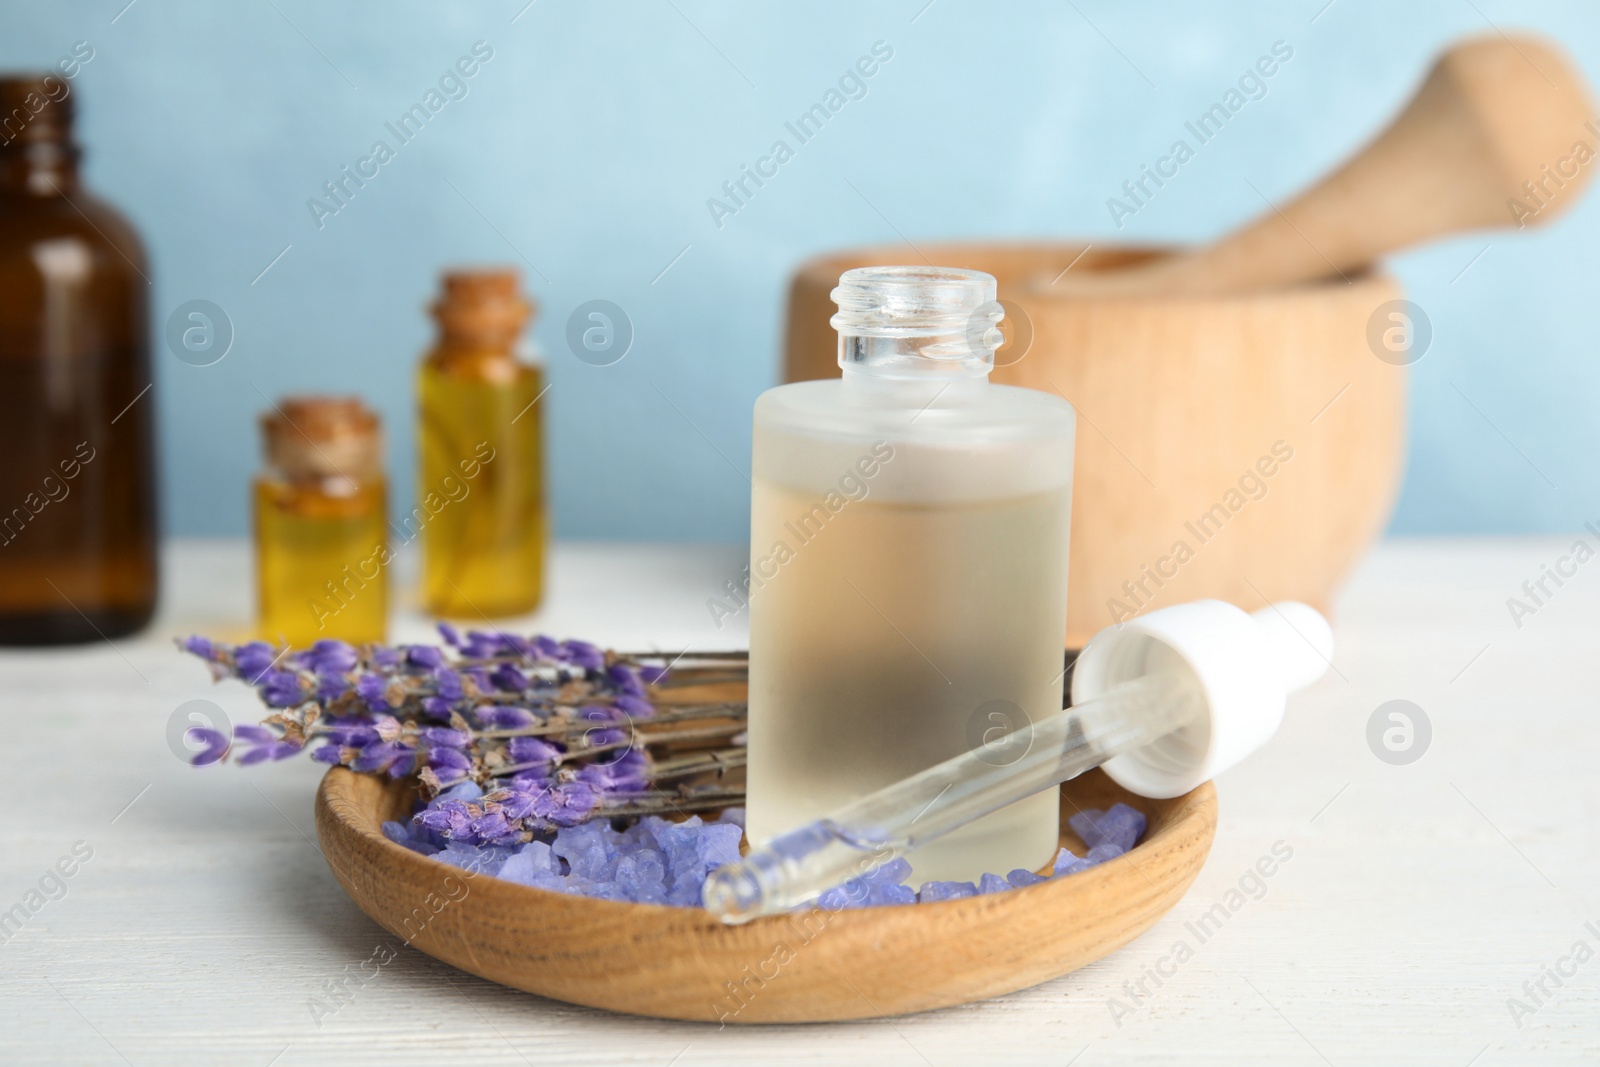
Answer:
552 822 616 883
1069 803 1147 853
437 839 514 877
917 880 979 903
382 820 441 857
977 872 1012 895
496 843 555 887
861 858 917 907
396 786 1149 911
1052 847 1090 877
1085 842 1127 865
612 849 669 902
815 879 866 911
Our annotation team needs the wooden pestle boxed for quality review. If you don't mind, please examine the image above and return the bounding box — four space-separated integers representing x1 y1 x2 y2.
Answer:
1061 35 1598 295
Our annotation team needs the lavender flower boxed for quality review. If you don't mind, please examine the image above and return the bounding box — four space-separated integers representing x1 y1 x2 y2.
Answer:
615 694 654 720
416 799 474 838
577 704 628 747
405 645 444 670
233 641 277 680
578 749 649 793
314 673 347 703
420 726 470 748
460 631 501 659
608 664 645 696
352 740 415 777
476 705 536 729
295 638 359 674
322 721 380 747
258 670 304 708
433 667 463 701
562 640 605 670
172 627 742 838
424 747 473 776
531 780 601 827
354 673 391 712
489 662 528 693
186 726 229 766
506 737 561 765
232 724 302 765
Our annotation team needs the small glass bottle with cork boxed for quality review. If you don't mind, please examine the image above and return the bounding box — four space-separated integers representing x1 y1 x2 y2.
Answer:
416 268 545 619
254 397 387 646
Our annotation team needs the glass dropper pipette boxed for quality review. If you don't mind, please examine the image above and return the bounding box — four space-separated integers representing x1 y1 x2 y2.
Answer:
703 599 1334 924
702 672 1198 922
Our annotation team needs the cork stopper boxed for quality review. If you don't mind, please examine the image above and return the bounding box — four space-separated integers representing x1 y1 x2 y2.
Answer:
430 268 534 346
260 396 382 480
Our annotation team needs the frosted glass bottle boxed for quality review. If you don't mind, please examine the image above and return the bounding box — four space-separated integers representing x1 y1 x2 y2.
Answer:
746 266 1077 885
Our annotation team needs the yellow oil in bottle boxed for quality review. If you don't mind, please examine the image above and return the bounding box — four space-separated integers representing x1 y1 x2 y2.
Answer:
747 481 1070 884
416 270 544 619
255 477 388 645
254 397 388 647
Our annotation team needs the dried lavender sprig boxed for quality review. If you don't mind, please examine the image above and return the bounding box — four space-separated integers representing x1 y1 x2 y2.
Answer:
466 701 745 740
418 775 751 845
613 650 749 661
646 748 747 782
651 673 750 689
484 722 747 778
177 627 749 842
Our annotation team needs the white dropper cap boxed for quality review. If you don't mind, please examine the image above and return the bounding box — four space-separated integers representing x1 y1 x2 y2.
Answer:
1068 600 1334 799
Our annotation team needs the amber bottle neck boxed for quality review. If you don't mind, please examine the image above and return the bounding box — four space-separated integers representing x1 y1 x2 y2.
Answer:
0 77 82 196
0 141 80 195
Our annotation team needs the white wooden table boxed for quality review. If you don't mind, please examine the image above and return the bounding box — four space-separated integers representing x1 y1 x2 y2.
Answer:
3 538 1596 1065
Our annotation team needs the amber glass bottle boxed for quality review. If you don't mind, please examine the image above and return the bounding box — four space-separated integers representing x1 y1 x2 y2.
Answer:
416 269 544 618
0 75 157 643
255 397 388 646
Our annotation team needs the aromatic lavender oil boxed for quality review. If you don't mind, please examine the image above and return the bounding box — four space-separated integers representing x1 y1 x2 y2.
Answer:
417 270 544 619
746 267 1076 885
254 397 388 646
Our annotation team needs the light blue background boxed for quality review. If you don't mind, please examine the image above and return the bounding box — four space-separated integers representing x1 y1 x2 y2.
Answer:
5 0 1597 539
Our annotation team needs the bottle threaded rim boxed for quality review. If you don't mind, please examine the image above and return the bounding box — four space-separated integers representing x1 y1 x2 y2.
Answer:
0 75 76 147
830 265 1003 377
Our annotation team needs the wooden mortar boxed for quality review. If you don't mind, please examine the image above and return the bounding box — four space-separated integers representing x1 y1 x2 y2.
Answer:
783 243 1404 646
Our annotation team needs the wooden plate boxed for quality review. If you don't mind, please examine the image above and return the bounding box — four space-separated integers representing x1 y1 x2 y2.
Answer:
314 767 1216 1023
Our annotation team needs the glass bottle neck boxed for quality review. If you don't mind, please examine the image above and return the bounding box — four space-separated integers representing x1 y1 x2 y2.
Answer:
0 141 80 196
829 265 1003 395
426 336 525 381
836 329 995 380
